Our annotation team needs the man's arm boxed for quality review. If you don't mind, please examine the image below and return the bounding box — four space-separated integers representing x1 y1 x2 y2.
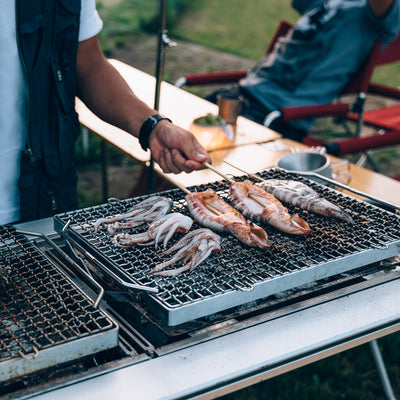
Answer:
368 0 396 18
76 36 210 174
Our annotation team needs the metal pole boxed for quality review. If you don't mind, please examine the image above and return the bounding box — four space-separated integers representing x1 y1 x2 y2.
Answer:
147 0 176 194
369 340 398 400
154 0 168 112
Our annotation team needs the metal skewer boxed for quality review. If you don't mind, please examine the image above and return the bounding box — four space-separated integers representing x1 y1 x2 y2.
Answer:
165 173 222 216
223 160 264 182
202 162 269 209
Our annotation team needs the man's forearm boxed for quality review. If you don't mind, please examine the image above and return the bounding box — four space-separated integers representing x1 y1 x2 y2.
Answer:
368 0 396 18
76 37 156 138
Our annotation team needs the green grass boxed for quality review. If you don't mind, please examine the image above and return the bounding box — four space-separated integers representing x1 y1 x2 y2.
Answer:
97 0 400 85
220 334 400 400
171 0 298 59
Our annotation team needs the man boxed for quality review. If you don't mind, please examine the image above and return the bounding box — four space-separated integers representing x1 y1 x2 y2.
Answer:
0 0 210 224
209 0 400 141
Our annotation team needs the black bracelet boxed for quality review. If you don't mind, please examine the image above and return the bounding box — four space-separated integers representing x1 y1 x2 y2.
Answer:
138 114 172 151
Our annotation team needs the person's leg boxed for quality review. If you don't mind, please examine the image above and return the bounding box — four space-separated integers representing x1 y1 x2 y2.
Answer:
206 86 308 142
205 86 243 104
268 120 308 142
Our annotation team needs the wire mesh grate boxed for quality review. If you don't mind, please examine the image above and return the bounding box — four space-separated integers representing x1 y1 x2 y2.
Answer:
0 226 115 361
54 169 400 313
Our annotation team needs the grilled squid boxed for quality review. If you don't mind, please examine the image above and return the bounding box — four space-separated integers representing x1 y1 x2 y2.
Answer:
258 179 354 224
229 180 312 235
93 196 173 233
148 228 221 277
112 212 193 249
185 189 271 249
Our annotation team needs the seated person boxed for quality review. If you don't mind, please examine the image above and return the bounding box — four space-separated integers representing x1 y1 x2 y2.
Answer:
207 0 400 142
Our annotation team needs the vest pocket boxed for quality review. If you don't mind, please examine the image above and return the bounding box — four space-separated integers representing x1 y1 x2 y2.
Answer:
43 110 80 178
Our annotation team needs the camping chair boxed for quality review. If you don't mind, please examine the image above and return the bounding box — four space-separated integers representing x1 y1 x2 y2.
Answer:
174 20 378 142
264 31 400 177
320 33 400 179
175 22 400 176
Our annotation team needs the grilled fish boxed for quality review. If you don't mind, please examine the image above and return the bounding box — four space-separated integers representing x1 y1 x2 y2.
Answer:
229 180 312 235
185 189 271 249
258 179 354 223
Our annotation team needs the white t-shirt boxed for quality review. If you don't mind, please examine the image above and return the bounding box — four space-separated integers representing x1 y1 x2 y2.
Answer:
0 1 103 224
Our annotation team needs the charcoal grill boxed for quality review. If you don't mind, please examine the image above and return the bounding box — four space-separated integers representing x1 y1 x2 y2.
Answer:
2 192 400 400
0 225 119 382
54 169 400 326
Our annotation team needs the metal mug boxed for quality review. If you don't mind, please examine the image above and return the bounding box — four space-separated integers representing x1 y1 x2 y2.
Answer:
216 94 247 138
277 152 333 184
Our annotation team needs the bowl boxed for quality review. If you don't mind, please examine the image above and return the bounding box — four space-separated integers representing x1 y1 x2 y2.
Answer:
277 152 332 183
190 114 234 151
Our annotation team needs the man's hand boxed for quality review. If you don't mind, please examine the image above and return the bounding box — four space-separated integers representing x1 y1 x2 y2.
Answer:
148 120 211 174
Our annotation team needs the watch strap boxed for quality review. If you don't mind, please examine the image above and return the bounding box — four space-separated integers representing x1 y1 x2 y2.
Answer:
139 114 172 151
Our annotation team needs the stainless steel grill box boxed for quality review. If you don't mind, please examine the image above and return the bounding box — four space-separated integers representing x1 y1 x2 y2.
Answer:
0 226 119 381
53 169 400 326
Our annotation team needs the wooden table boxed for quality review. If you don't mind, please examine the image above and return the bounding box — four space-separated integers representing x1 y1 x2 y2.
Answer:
76 59 400 208
76 59 281 160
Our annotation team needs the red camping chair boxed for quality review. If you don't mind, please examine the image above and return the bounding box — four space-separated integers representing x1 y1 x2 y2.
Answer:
174 20 379 138
321 36 400 180
264 31 400 177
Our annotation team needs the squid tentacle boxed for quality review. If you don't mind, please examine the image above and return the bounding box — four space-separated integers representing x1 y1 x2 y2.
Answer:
149 228 221 277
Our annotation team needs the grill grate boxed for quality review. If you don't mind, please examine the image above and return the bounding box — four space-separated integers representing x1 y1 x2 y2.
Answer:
0 225 117 369
54 169 400 325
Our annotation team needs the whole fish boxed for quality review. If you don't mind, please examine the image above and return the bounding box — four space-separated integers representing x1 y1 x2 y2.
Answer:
258 179 354 224
185 189 271 249
229 180 312 235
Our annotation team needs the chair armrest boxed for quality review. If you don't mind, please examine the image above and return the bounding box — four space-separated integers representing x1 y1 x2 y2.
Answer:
281 103 353 120
368 83 400 100
324 130 400 156
174 70 247 87
264 103 353 127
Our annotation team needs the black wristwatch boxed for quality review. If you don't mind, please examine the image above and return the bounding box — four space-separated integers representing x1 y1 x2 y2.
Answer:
139 113 172 151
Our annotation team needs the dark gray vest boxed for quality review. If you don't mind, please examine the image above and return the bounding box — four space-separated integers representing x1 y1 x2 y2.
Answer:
17 0 81 177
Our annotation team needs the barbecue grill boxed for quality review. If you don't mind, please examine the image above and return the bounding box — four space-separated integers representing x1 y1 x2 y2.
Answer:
1 169 400 400
0 226 118 383
54 169 400 326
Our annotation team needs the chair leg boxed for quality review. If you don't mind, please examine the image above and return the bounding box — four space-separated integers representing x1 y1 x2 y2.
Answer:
355 150 381 172
369 339 398 400
100 139 109 203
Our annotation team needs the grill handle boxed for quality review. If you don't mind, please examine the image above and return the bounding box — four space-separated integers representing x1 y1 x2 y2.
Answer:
16 229 106 307
294 171 400 214
59 221 159 295
70 240 159 294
